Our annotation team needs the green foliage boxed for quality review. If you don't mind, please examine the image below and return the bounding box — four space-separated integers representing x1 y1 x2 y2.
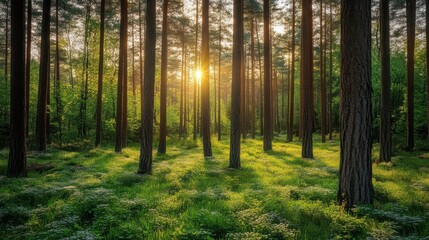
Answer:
1 139 429 239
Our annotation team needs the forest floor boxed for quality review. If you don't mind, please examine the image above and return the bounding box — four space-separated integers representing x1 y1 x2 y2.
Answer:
1 137 429 239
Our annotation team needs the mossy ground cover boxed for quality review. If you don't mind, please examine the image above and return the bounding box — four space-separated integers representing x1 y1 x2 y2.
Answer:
1 136 429 239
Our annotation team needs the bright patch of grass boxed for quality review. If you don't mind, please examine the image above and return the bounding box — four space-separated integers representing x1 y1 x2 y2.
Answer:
1 136 428 239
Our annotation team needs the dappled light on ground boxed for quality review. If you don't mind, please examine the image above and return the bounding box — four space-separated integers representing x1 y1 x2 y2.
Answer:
1 137 429 239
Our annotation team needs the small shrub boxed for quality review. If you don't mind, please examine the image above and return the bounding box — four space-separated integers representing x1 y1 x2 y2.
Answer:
117 173 144 187
0 205 30 225
225 232 265 240
356 206 426 234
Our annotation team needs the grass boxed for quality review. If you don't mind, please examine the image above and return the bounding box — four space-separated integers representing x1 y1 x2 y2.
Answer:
1 136 429 239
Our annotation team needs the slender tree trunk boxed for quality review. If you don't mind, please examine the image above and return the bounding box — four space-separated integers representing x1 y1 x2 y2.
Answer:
218 3 222 141
139 0 144 114
80 1 91 137
183 44 188 137
4 0 9 122
121 0 128 148
379 0 391 163
338 0 374 209
251 17 256 139
406 0 415 151
4 0 9 84
54 0 62 147
255 21 263 136
8 0 27 178
158 0 168 153
263 0 272 151
95 0 105 147
301 0 313 158
25 0 32 139
131 11 136 97
139 0 156 174
276 71 280 133
230 0 243 168
193 0 199 141
427 0 429 139
201 0 212 157
36 0 51 151
329 2 333 140
115 0 127 152
282 70 285 133
180 39 184 138
241 41 246 139
320 0 327 143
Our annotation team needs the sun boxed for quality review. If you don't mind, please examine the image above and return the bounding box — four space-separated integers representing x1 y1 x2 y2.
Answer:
195 69 202 84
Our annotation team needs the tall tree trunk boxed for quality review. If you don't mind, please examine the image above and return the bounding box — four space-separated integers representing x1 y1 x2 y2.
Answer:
427 0 429 140
36 0 51 151
158 0 168 154
338 0 374 209
230 0 243 168
180 38 184 138
201 0 212 157
121 0 129 148
251 17 256 139
282 70 285 133
54 0 62 147
301 0 313 158
256 21 263 136
379 0 391 163
320 0 327 143
241 41 246 139
80 1 91 137
139 0 144 115
263 0 272 151
139 0 156 174
4 0 9 83
95 0 105 147
218 3 222 141
406 0 415 151
25 0 32 139
328 2 333 140
8 0 27 178
4 0 9 122
115 0 127 152
214 55 217 133
184 44 188 135
131 11 136 97
193 0 199 141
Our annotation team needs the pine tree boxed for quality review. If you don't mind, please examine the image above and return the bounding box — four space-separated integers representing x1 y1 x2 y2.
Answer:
338 0 374 209
139 0 156 174
7 0 27 178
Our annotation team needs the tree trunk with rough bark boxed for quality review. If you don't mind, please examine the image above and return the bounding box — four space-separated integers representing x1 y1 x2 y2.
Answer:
201 0 212 157
229 0 243 169
139 0 156 174
320 0 327 143
158 0 168 154
25 0 31 140
36 0 51 151
379 0 391 163
8 0 27 178
95 0 105 147
338 0 374 209
263 0 272 151
115 0 127 152
301 0 313 158
406 0 415 151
